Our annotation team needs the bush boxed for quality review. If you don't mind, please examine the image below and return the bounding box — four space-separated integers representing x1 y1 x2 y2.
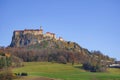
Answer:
0 70 14 80
82 61 107 72
58 56 67 64
21 72 28 76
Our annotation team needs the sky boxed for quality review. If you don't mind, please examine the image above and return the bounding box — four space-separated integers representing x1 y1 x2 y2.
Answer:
0 0 120 60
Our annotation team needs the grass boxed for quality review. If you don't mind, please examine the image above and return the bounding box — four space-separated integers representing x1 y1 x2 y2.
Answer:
13 62 120 80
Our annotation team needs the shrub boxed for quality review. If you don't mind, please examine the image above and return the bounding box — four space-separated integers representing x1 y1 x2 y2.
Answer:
0 70 14 80
58 56 67 64
83 61 107 72
21 72 28 76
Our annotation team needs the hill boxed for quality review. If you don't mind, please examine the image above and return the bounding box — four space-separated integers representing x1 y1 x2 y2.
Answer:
8 28 91 63
13 62 120 80
9 27 89 55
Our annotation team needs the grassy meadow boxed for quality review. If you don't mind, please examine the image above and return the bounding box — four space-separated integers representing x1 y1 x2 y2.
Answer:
13 62 120 80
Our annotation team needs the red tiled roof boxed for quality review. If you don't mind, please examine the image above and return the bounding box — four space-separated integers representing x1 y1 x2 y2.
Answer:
14 30 24 32
46 32 50 34
46 32 55 35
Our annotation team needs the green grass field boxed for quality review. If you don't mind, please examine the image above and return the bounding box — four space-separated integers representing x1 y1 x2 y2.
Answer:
13 62 120 80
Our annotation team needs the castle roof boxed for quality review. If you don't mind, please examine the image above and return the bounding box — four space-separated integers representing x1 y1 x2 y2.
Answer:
46 32 55 35
24 29 42 31
14 29 43 32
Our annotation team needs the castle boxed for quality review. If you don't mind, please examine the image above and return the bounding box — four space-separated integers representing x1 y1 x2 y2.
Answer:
14 27 64 41
14 27 43 36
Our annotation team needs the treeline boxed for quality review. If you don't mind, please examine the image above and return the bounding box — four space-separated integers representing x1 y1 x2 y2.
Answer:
1 47 115 72
83 51 115 72
3 48 88 64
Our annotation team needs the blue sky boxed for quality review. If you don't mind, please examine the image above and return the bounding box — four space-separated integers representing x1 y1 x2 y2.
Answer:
0 0 120 60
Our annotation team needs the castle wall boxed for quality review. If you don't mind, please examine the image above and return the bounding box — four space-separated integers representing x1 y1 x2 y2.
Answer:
14 31 23 36
14 31 19 36
14 29 58 40
59 37 64 41
23 30 32 34
33 30 43 35
44 32 56 39
23 29 43 35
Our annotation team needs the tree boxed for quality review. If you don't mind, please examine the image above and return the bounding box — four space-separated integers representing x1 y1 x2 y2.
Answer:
82 56 107 72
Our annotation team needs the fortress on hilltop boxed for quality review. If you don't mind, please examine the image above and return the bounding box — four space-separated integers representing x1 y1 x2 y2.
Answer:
10 27 64 47
14 27 64 41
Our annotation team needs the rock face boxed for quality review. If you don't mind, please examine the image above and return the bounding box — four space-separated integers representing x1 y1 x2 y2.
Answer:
10 28 61 47
10 29 44 47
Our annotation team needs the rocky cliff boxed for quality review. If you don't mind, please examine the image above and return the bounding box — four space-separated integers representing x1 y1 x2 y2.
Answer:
10 30 44 47
10 28 90 55
10 28 60 47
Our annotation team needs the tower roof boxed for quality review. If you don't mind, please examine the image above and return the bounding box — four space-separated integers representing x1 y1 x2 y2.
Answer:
40 26 43 31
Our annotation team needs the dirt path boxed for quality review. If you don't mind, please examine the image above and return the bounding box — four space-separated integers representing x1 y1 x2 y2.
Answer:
15 76 61 80
25 77 54 80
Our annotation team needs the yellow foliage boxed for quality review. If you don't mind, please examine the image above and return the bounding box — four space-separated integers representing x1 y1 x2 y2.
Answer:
5 53 11 58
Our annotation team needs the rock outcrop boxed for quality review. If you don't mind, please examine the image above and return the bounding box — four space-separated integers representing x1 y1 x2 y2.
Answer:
10 28 90 55
10 28 62 47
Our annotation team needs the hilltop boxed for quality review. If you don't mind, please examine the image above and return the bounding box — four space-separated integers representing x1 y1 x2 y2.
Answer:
10 27 63 47
8 27 91 63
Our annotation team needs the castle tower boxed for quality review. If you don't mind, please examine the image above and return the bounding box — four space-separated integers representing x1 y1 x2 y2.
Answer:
39 26 43 34
40 26 42 30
